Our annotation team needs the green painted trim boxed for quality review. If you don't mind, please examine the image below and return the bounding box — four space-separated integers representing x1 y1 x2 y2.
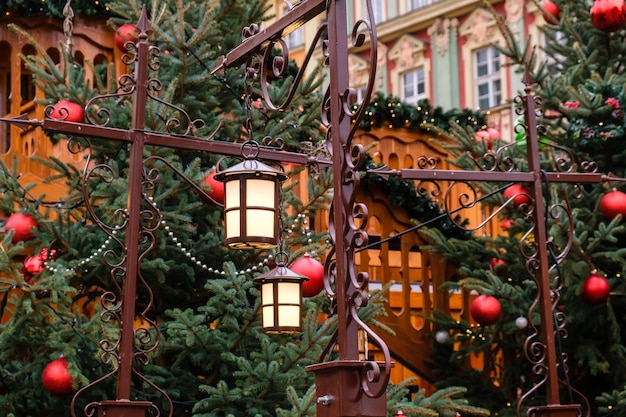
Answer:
508 19 525 99
432 22 461 110
449 23 460 109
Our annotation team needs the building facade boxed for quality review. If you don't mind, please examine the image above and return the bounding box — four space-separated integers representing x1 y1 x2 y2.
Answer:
272 0 548 142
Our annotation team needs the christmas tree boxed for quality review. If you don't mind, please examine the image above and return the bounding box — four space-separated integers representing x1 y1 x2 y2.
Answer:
422 1 626 416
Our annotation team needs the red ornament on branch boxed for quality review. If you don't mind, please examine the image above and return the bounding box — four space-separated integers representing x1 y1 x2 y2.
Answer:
50 100 84 123
489 257 506 276
115 24 139 52
600 189 626 220
500 218 513 229
581 273 610 305
201 170 225 205
5 212 39 243
24 248 57 282
542 0 561 22
503 184 530 207
289 253 325 297
475 129 491 142
486 127 501 140
470 294 502 326
42 357 74 397
590 0 626 32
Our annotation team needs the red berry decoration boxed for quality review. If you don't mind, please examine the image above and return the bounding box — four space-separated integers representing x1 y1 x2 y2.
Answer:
542 0 561 22
289 253 325 297
581 273 610 305
600 189 626 220
201 170 225 205
50 100 84 123
470 294 502 326
503 184 530 207
590 0 626 32
5 212 39 243
42 357 74 397
115 23 139 52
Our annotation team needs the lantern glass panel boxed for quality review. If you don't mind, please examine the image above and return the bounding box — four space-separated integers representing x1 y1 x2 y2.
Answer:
262 305 275 328
225 210 241 240
246 209 274 238
278 305 300 327
278 282 300 304
247 178 275 208
225 179 240 209
261 282 275 304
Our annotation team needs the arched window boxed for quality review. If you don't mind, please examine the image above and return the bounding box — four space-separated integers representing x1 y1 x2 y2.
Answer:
20 44 36 105
0 41 11 153
74 50 85 66
403 154 413 169
388 153 399 170
93 54 109 89
46 47 61 66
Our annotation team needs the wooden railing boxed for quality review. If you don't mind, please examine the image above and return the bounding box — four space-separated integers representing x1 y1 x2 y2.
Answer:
351 126 508 387
0 15 121 201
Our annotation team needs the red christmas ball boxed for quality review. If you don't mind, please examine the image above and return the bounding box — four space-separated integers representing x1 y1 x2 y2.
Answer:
590 0 626 32
581 273 610 305
23 248 56 282
475 130 490 141
5 212 39 243
42 357 74 397
486 127 501 140
115 24 139 52
489 257 506 276
50 100 84 123
289 253 325 297
24 254 45 281
500 218 513 229
542 0 561 22
201 170 225 205
470 294 502 326
503 184 530 207
600 189 626 220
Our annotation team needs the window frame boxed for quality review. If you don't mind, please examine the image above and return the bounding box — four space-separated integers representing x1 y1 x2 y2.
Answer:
409 0 430 11
474 46 501 110
401 67 426 106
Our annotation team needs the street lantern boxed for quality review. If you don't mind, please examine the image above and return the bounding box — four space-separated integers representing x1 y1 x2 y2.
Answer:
255 261 307 333
214 159 287 249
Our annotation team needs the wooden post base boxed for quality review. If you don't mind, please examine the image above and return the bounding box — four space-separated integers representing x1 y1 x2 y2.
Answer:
306 360 387 417
94 400 155 417
528 404 582 417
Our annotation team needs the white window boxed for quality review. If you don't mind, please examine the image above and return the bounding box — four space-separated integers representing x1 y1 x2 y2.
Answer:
401 68 426 106
409 0 430 10
542 29 566 75
371 0 385 24
286 26 304 49
283 6 305 49
475 46 501 109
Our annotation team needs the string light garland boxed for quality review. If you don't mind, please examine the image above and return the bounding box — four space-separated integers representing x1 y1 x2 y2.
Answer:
0 0 110 18
42 211 325 278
